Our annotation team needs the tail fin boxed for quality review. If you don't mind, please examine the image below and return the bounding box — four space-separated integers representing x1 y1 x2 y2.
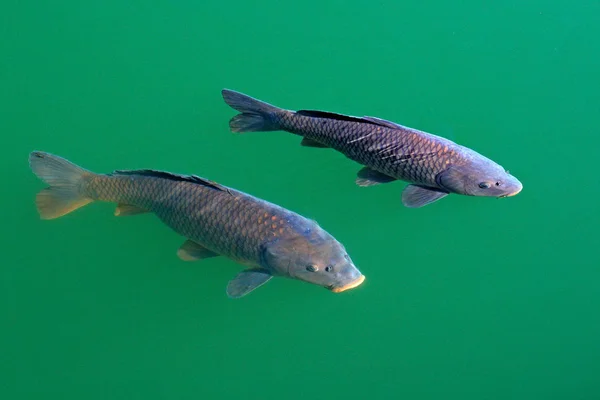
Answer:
29 151 94 219
221 89 282 132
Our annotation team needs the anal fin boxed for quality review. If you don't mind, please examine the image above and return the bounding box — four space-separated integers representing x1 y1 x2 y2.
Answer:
114 203 149 216
301 137 329 148
356 167 397 186
177 239 219 261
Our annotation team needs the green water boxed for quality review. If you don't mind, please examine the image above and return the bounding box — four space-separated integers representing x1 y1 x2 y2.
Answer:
2 1 599 399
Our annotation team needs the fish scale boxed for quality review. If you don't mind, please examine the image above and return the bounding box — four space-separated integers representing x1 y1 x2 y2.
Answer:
277 111 462 187
82 170 303 265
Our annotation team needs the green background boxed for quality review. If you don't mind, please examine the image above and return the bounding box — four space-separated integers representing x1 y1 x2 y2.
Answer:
2 1 598 399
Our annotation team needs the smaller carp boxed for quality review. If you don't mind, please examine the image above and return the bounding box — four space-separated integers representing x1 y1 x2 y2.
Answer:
222 89 523 208
29 151 365 298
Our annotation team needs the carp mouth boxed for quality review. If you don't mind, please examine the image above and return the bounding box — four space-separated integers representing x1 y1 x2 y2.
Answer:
497 177 523 198
329 275 366 293
498 185 523 198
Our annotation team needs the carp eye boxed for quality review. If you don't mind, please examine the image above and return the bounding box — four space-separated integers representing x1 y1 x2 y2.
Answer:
479 182 491 189
495 181 502 186
306 265 318 272
325 265 333 272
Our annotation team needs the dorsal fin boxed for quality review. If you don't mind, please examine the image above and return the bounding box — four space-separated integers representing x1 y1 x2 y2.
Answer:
361 116 405 130
112 169 229 192
296 110 368 124
296 110 403 129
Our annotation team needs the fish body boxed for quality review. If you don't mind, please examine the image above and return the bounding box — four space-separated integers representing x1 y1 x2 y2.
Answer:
29 151 364 298
222 89 523 208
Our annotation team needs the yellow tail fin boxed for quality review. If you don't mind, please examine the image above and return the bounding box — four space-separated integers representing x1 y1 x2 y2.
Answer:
29 151 93 219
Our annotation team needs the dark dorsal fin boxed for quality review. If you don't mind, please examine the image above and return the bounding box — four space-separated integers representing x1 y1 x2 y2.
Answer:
361 116 405 130
112 169 229 192
296 110 403 130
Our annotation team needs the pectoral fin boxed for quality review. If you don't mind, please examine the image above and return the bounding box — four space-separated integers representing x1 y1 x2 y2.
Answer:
177 240 219 261
401 185 448 208
114 203 149 216
356 167 397 186
226 268 272 298
300 137 329 148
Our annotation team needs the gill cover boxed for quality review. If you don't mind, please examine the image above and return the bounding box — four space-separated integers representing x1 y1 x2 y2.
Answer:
437 165 470 194
260 237 306 275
